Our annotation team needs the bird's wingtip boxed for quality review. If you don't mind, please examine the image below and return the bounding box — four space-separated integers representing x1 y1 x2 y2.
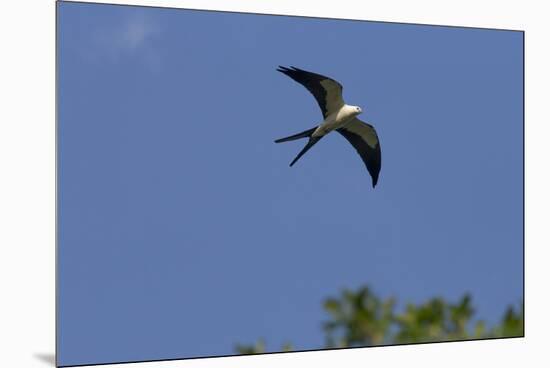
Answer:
277 66 303 74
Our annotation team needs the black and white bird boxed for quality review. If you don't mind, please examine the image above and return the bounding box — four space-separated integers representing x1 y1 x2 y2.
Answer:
275 66 382 188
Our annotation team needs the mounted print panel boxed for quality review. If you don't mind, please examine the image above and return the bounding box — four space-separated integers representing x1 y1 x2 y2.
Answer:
56 2 524 366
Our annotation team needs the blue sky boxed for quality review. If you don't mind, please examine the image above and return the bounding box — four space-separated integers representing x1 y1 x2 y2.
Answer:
57 2 523 366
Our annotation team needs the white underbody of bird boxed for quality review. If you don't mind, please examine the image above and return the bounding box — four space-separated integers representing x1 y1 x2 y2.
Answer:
274 66 382 188
311 104 363 138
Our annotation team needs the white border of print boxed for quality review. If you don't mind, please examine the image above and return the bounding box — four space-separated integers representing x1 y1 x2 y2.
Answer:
1 1 548 367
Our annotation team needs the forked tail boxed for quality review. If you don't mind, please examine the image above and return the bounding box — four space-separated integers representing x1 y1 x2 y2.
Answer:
289 136 322 167
274 127 317 143
274 126 323 167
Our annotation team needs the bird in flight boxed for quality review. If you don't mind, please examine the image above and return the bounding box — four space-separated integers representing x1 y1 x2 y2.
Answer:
275 66 381 187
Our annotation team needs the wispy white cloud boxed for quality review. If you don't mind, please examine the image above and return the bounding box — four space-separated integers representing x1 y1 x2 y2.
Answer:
116 15 158 51
85 14 162 70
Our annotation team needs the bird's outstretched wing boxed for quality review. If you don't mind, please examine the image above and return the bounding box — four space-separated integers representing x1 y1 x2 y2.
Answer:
277 66 345 118
337 118 381 187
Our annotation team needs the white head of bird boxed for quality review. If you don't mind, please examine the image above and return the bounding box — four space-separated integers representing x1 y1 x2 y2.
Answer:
342 104 363 119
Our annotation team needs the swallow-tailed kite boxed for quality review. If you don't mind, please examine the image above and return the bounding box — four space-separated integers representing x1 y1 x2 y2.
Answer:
275 66 381 187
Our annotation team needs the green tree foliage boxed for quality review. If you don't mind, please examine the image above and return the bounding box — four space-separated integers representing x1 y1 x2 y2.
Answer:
235 285 523 354
323 287 395 347
235 339 266 355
